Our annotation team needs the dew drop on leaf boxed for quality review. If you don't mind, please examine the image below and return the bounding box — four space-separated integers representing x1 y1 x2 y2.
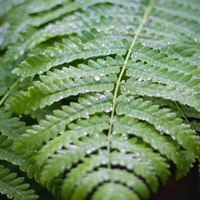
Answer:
95 76 100 81
14 55 18 60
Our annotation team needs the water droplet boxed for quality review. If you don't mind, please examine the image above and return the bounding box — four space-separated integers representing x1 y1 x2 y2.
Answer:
101 160 107 165
156 125 162 132
138 77 142 84
5 22 10 28
95 133 99 137
172 135 176 140
127 181 134 187
14 55 18 60
86 149 91 154
112 161 117 165
99 95 107 100
121 149 126 153
127 164 133 169
120 161 125 166
135 152 140 157
95 76 100 81
0 36 3 45
70 145 77 149
20 50 24 55
167 113 171 117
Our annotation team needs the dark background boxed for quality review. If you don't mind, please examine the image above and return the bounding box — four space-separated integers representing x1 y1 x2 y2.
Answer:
149 162 200 200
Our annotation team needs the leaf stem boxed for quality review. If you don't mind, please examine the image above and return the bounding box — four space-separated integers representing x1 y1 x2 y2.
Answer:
107 1 153 168
174 101 195 131
0 78 20 106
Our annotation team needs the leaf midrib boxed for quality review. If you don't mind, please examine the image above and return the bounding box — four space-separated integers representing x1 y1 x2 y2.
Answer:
106 0 153 173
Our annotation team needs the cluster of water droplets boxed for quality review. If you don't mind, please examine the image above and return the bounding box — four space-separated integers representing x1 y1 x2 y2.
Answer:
86 147 97 155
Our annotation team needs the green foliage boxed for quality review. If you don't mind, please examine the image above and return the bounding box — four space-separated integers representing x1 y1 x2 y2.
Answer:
0 165 38 200
0 0 200 199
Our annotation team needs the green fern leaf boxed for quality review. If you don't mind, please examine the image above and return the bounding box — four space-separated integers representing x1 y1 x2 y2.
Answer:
8 55 125 113
0 135 40 181
116 96 200 157
113 116 195 178
0 165 38 200
0 108 28 138
1 0 200 200
12 29 131 76
28 0 140 27
5 4 142 63
13 92 113 151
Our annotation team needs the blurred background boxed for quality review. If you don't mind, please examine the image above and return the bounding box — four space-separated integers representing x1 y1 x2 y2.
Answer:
149 162 200 200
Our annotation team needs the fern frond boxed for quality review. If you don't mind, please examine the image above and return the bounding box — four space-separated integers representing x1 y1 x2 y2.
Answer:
28 0 141 27
0 165 38 200
0 108 28 138
91 183 139 200
1 0 200 200
158 0 200 21
95 169 149 199
7 74 116 114
0 8 30 51
0 62 17 96
13 92 112 152
116 96 200 157
16 113 110 157
64 169 145 200
129 50 200 83
171 104 200 119
191 120 200 132
31 102 62 121
113 116 194 178
39 133 109 184
0 135 41 181
6 4 142 63
12 29 131 76
60 148 168 199
0 134 61 197
8 55 125 113
122 78 200 111
0 0 28 17
25 0 72 14
149 14 200 42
